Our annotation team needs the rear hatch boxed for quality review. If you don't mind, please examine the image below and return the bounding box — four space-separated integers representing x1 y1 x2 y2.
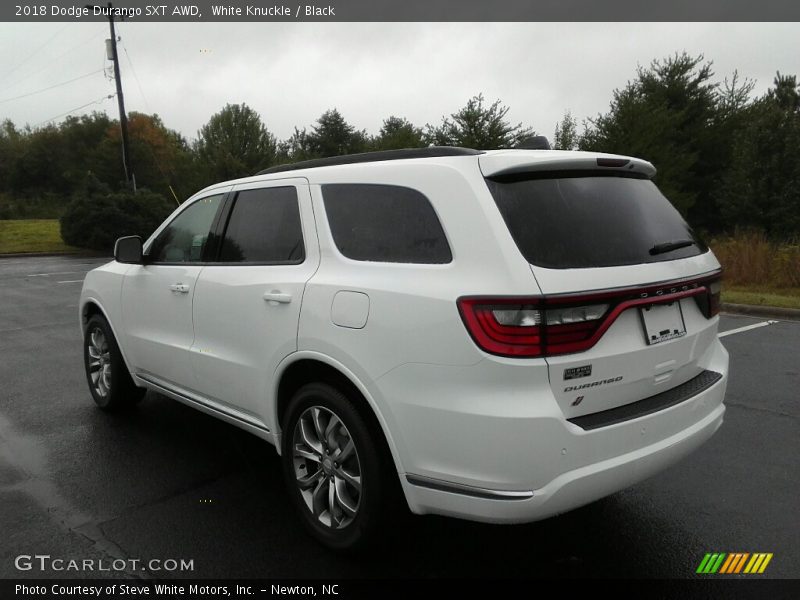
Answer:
478 151 722 420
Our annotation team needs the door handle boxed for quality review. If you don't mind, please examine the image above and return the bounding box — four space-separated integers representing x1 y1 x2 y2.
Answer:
169 283 190 294
263 291 292 304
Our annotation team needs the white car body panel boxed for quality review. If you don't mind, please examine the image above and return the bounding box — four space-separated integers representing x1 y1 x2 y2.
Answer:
190 178 319 432
121 263 203 387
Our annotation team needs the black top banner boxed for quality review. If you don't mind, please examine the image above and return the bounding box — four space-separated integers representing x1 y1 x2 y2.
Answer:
4 0 800 22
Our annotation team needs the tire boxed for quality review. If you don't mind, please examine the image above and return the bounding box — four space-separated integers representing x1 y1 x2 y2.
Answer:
281 382 396 551
83 314 145 411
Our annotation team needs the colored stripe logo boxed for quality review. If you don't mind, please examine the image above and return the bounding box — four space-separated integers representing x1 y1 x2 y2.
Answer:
696 552 773 574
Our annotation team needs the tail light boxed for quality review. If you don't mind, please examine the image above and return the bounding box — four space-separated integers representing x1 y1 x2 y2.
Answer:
458 298 609 357
708 279 721 317
458 272 721 358
691 275 722 318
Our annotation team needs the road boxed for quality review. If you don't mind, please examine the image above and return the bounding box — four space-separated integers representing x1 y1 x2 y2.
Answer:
0 255 798 579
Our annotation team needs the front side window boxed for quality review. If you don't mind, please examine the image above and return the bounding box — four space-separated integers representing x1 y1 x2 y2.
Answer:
218 186 305 263
148 194 223 263
322 184 452 264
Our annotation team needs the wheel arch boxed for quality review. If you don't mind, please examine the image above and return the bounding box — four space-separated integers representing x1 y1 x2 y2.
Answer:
80 297 136 376
273 352 406 477
81 298 106 330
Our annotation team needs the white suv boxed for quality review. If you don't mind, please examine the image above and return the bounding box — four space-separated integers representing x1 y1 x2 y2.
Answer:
79 146 728 550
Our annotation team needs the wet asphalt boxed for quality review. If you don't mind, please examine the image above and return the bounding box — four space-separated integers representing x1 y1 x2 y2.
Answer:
0 255 798 580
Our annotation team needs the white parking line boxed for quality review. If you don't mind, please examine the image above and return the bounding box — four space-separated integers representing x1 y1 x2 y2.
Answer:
27 271 78 277
0 321 75 333
719 320 779 338
57 280 84 284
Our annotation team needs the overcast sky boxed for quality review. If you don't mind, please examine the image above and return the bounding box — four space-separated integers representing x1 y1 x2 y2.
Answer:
0 22 798 143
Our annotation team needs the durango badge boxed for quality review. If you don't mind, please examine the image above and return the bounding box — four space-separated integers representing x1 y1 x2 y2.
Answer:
564 376 624 393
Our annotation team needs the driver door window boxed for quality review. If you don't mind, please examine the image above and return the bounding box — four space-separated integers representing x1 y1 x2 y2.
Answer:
148 194 223 263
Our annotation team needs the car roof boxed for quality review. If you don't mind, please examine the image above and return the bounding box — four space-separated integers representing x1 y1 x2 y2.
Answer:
193 147 656 197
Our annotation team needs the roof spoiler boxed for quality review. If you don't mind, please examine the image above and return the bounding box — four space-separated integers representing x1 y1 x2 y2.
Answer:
479 150 657 178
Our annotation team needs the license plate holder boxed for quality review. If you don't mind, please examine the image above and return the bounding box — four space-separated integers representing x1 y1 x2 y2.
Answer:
639 301 686 345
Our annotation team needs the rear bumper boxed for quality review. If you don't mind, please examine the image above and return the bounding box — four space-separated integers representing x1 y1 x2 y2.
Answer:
383 339 728 523
401 400 724 523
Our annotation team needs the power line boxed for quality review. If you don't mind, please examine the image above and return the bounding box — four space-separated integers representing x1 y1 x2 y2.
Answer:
0 69 103 105
33 94 116 128
0 23 70 81
4 28 105 93
120 36 151 113
118 32 180 205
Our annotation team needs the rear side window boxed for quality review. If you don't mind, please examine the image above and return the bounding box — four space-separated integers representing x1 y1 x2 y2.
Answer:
485 172 707 269
219 187 304 263
322 184 451 264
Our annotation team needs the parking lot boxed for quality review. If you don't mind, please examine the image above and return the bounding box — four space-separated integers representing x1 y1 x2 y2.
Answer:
1 254 798 579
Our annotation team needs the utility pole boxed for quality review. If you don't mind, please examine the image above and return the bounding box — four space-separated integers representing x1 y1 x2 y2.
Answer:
90 2 135 190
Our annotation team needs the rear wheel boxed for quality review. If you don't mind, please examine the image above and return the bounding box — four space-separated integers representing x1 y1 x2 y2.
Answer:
281 382 396 551
83 314 144 411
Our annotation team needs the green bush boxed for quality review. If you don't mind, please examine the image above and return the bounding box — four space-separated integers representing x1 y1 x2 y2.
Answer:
60 188 175 252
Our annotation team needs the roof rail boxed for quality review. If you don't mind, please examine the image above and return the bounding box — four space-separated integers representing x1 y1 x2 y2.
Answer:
255 146 482 175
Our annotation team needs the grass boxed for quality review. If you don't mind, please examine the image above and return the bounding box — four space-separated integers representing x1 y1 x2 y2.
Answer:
0 219 81 254
722 287 800 311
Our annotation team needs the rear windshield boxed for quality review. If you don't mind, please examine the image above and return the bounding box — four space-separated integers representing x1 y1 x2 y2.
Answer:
485 172 707 269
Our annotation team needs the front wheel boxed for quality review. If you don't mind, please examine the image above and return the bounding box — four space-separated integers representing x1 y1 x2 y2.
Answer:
281 382 396 551
83 314 144 411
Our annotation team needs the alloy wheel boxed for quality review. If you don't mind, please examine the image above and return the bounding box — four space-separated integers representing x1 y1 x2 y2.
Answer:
87 328 112 398
291 406 362 529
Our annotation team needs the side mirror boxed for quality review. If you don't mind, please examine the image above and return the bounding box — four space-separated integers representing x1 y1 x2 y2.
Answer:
114 236 143 264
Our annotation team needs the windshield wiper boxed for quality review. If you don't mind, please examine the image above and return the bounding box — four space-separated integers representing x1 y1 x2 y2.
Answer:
649 239 696 256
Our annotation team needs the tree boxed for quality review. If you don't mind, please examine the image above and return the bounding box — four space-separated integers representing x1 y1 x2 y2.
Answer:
195 103 277 182
424 94 534 149
0 120 21 192
278 109 368 161
309 109 368 157
9 124 70 198
277 127 315 163
372 116 425 150
768 72 800 112
52 113 113 193
97 112 196 201
717 73 800 237
553 110 579 150
717 71 756 119
311 109 368 157
580 53 726 224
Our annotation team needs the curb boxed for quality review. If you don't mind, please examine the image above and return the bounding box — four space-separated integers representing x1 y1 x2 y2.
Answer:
721 302 800 322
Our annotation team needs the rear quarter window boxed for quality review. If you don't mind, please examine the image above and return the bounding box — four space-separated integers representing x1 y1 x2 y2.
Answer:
322 184 452 264
485 172 707 269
